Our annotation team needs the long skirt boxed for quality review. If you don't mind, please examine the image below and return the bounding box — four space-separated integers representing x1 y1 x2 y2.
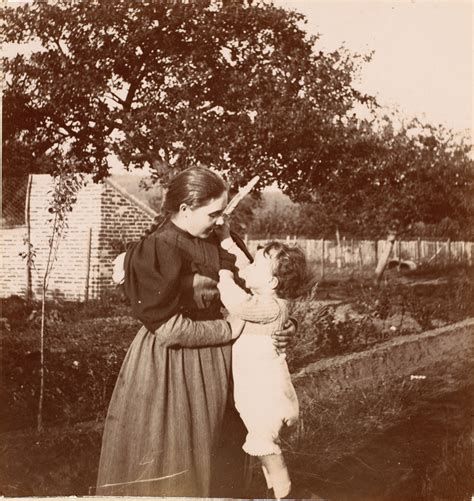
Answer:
96 326 246 497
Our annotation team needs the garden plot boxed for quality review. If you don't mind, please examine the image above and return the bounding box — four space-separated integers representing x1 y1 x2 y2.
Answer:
1 266 472 497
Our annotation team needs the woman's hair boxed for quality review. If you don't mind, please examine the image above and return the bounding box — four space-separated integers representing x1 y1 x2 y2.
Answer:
262 242 307 300
146 166 228 235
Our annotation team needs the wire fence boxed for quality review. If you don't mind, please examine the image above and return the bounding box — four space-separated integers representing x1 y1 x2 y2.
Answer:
2 176 28 228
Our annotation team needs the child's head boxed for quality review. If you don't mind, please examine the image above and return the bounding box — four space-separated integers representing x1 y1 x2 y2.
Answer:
157 166 229 238
242 242 306 299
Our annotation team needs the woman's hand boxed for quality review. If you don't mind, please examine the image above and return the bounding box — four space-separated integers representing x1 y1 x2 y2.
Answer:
272 319 297 354
181 273 218 310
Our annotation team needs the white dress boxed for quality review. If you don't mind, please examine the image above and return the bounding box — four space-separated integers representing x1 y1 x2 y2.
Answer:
218 276 299 456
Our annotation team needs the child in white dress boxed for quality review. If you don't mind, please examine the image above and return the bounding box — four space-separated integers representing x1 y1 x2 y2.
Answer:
217 231 306 500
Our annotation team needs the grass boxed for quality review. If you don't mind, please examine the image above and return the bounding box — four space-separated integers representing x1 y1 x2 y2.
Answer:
243 360 472 500
2 364 471 498
1 265 472 498
1 267 472 431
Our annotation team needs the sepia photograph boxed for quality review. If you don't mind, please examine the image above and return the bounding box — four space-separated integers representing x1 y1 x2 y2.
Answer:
1 0 472 499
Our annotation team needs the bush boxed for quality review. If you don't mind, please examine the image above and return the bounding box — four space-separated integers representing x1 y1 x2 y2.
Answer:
0 288 130 330
286 272 473 372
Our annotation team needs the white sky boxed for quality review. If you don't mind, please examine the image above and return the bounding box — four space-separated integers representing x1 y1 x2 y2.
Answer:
274 0 473 133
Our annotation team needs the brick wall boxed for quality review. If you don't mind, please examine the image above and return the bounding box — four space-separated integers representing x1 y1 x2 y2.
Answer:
93 181 155 296
0 226 28 297
1 174 158 301
28 175 103 300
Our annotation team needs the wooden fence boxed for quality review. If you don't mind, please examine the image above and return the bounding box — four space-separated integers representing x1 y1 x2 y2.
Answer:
246 237 473 269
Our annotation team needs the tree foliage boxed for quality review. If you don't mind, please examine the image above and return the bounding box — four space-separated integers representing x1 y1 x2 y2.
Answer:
302 115 474 238
4 0 471 238
3 0 371 186
250 115 473 239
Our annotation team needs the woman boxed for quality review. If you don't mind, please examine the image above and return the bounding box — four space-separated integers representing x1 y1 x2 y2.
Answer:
96 166 296 497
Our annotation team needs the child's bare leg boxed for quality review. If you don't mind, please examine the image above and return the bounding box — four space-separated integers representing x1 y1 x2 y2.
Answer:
259 453 291 499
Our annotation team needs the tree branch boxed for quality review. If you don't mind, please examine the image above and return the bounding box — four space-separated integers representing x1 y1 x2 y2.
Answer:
124 55 148 111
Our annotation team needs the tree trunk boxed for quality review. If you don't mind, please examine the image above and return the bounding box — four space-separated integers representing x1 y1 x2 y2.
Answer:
374 232 396 284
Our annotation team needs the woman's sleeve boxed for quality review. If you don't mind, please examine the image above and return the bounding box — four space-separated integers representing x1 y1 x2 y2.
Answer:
123 234 182 332
217 230 253 273
153 313 232 348
123 233 232 345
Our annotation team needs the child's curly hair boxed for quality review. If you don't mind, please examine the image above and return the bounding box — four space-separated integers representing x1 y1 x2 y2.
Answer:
262 241 307 300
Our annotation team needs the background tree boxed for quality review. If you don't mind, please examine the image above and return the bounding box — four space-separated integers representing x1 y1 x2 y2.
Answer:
3 0 372 188
301 114 473 239
250 113 473 243
19 170 83 431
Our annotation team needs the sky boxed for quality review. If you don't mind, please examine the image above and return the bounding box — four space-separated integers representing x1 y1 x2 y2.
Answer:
274 0 472 134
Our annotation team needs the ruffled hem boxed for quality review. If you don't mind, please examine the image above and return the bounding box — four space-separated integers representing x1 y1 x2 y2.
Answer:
242 439 281 456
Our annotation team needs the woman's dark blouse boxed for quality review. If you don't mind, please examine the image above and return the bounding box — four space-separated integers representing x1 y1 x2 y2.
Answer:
123 221 238 334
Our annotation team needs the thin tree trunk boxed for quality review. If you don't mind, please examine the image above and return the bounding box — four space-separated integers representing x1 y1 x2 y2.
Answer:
37 212 58 432
38 284 46 432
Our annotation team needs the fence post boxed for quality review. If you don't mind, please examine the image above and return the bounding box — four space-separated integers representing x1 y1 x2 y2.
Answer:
417 237 422 264
342 236 346 266
374 233 396 284
320 238 325 280
349 238 354 267
25 174 33 300
336 228 341 269
447 238 451 265
84 228 92 301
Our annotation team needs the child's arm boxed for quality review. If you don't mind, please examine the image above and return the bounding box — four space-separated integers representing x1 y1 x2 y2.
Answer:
218 271 280 323
215 221 252 273
220 237 251 272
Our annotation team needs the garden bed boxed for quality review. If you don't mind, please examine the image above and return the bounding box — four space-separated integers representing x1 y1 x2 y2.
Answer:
0 266 472 497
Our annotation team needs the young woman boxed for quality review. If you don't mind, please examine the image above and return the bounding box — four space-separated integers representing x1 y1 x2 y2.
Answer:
96 166 296 498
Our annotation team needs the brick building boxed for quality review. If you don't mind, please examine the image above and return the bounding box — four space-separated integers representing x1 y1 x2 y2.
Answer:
1 174 159 300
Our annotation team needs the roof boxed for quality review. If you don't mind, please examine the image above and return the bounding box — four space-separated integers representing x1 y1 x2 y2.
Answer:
1 173 162 227
106 174 161 217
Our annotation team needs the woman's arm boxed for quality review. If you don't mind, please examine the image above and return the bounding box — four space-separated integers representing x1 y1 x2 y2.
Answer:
153 313 244 348
124 231 245 347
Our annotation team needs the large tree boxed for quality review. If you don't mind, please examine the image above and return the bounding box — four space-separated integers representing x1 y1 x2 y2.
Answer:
3 0 372 186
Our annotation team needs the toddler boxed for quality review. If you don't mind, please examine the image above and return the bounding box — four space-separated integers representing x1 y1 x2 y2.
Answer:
217 232 306 499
